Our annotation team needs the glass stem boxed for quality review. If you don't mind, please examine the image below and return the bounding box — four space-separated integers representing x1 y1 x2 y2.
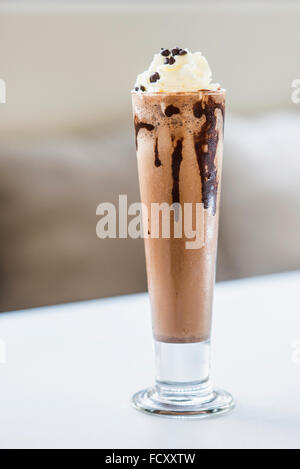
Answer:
154 340 214 404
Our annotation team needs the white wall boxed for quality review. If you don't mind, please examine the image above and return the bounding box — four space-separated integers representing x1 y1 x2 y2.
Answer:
0 1 299 135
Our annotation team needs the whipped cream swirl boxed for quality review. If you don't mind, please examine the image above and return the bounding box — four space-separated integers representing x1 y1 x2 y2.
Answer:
134 48 220 93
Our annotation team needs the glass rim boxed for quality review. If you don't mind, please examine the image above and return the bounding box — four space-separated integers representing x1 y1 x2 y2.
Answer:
131 88 226 96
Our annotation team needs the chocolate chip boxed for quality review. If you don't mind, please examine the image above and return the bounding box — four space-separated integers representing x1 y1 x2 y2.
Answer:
169 57 176 65
164 57 170 65
171 48 180 56
178 49 187 55
161 49 170 57
149 72 160 83
140 85 146 92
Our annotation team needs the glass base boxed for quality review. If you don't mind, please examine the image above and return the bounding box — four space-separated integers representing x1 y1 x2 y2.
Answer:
132 340 234 419
132 386 234 419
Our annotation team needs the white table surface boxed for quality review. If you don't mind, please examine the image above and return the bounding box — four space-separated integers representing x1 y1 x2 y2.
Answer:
0 271 300 449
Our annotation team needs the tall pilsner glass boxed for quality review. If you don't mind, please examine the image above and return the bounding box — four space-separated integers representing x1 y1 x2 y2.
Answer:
131 89 234 418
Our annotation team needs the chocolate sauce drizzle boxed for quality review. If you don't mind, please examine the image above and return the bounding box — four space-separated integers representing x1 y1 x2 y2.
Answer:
134 115 154 149
193 97 224 216
171 138 183 204
154 138 162 167
165 105 180 117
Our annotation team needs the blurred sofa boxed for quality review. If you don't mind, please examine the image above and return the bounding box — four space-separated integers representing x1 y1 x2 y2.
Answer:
0 112 300 311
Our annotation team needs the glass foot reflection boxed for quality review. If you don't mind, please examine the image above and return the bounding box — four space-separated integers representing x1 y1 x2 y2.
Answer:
132 387 234 419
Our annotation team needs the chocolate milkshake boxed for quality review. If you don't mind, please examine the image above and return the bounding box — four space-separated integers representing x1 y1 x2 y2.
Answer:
131 48 233 418
133 90 224 343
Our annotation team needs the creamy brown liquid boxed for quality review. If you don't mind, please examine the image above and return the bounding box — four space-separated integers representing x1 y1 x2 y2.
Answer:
132 90 225 343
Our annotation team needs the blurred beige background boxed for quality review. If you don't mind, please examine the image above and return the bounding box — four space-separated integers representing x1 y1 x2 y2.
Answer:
0 0 299 311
